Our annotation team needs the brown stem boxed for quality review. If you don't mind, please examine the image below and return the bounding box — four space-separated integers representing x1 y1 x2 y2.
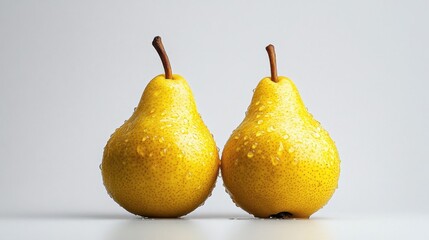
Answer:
265 44 278 82
152 36 173 79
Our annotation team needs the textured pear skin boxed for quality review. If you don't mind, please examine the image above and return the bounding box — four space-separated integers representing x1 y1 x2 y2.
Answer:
221 76 340 218
102 74 220 218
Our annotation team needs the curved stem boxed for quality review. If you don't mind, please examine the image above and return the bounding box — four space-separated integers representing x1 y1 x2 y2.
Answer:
265 44 278 82
152 36 173 79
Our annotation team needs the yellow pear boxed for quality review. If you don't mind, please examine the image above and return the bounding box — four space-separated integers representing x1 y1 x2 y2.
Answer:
101 36 219 218
221 44 340 218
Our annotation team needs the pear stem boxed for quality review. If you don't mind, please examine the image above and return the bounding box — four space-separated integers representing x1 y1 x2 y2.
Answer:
265 44 278 83
152 36 173 79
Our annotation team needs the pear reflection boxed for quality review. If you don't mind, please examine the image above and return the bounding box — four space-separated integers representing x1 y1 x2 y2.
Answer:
105 218 204 240
229 218 332 240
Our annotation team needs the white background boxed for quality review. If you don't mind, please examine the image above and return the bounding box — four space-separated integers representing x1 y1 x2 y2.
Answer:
1 0 428 238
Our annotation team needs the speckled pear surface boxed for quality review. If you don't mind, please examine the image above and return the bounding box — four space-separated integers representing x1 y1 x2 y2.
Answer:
221 76 340 218
102 74 219 218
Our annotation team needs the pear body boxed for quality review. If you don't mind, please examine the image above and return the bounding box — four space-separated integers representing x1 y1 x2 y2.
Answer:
102 74 219 218
221 77 340 218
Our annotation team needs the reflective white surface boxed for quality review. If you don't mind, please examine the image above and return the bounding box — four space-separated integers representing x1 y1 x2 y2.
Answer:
1 213 428 240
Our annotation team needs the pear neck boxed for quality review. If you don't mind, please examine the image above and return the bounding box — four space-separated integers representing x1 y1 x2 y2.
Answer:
134 76 198 118
248 78 307 118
